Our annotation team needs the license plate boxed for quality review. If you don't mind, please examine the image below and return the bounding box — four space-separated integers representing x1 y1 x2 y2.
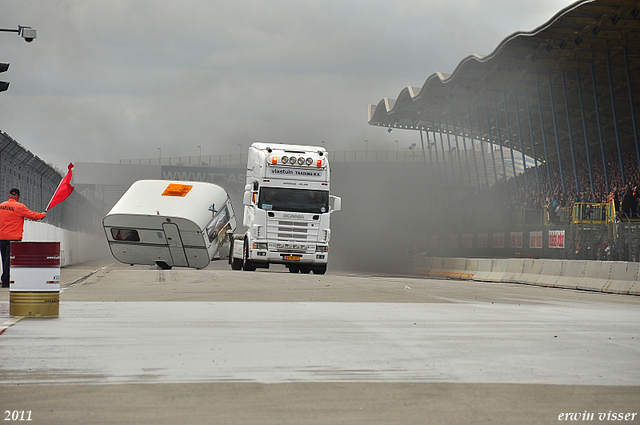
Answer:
283 255 300 261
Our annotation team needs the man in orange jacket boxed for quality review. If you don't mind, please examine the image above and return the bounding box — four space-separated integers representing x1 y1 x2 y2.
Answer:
0 188 47 287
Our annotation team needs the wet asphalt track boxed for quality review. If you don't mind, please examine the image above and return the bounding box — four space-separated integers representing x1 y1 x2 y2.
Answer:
0 259 638 424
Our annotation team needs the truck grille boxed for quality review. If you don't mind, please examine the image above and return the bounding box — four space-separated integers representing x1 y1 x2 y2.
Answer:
266 218 320 250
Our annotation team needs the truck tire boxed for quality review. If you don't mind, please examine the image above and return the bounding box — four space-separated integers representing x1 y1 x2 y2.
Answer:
288 265 300 273
312 265 327 275
243 239 257 271
230 237 243 270
300 266 311 274
231 256 243 270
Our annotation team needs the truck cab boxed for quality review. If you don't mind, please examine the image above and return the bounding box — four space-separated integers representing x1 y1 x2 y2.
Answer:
230 142 341 274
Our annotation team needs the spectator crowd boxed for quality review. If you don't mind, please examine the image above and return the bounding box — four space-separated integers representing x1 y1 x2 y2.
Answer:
476 145 640 226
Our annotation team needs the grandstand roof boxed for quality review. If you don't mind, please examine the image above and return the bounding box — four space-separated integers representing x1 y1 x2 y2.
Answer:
368 0 640 187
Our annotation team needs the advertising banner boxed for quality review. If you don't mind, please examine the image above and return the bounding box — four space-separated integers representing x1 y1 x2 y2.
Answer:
510 232 523 249
493 232 505 248
548 230 565 248
529 231 543 249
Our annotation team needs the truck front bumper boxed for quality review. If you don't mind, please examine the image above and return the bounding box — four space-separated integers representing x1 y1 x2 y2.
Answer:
250 250 328 265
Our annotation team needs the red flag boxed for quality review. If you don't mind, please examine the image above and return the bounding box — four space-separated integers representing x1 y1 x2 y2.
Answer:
46 163 75 210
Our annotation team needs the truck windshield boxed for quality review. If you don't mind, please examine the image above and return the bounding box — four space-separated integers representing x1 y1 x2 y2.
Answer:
258 187 329 214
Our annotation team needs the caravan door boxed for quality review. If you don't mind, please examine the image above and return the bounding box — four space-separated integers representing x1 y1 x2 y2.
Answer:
162 223 189 267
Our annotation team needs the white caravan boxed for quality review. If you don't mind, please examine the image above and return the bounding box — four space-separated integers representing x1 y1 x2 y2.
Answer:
103 180 236 269
229 142 341 274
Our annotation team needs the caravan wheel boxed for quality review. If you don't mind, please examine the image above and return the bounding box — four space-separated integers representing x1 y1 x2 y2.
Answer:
156 261 172 270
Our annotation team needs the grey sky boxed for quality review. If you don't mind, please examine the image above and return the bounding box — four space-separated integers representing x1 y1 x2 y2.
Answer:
1 0 576 170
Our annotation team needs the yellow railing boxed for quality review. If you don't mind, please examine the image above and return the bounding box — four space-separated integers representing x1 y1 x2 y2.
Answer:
571 202 613 224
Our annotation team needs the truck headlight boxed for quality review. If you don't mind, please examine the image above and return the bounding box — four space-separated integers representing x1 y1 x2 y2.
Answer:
316 245 329 252
253 242 267 250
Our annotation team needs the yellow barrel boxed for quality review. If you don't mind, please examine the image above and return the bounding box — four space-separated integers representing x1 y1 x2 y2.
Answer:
10 292 59 317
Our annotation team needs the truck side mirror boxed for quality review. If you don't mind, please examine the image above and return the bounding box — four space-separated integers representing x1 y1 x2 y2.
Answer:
330 196 341 212
243 191 252 206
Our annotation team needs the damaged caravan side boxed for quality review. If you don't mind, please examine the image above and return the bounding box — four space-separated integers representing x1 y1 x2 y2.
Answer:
103 180 236 269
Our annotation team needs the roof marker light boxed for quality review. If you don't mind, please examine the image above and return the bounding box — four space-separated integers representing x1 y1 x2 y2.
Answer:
317 159 323 167
281 156 288 164
271 156 278 164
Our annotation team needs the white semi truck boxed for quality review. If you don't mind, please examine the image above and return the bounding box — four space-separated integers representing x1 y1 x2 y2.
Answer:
229 142 341 274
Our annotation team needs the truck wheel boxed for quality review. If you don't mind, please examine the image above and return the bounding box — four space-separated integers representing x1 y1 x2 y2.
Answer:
229 237 243 270
312 265 327 275
300 266 311 274
288 265 300 273
231 257 243 270
243 241 257 271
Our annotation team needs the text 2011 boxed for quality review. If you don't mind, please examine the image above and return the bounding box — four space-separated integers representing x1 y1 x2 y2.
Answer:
4 411 32 421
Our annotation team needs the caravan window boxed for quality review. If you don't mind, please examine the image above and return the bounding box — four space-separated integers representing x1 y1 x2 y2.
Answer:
207 204 230 243
110 228 140 242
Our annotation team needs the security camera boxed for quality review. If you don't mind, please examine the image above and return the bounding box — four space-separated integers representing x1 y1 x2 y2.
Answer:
20 28 36 43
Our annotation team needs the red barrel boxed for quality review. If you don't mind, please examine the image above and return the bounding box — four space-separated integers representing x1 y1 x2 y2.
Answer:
10 242 61 268
9 242 61 317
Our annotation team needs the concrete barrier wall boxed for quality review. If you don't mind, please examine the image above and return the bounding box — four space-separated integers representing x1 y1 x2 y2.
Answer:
452 258 470 279
411 254 638 296
536 260 564 288
555 260 587 291
464 259 478 280
440 258 457 278
502 259 525 283
472 259 494 282
3 221 108 268
411 255 432 276
429 257 444 276
604 263 640 295
486 258 509 282
578 261 612 292
519 258 544 285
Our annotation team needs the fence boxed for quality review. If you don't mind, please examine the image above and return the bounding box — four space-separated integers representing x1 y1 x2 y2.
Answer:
0 131 103 234
119 150 432 167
